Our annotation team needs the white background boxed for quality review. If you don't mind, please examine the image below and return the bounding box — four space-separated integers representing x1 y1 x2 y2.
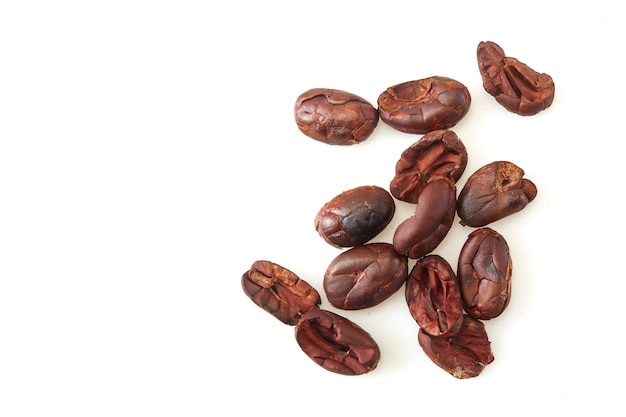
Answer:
1 1 624 416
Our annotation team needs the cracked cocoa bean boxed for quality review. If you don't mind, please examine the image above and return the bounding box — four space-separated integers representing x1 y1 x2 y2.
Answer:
390 129 468 203
241 260 321 325
324 242 408 310
294 88 379 145
457 160 537 227
295 309 381 375
405 255 464 337
315 185 395 248
477 40 555 116
392 177 456 259
377 76 471 134
457 227 512 320
418 314 494 379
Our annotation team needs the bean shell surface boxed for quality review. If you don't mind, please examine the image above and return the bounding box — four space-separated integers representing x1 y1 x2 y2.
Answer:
315 185 395 248
324 243 408 310
295 309 381 376
294 88 379 145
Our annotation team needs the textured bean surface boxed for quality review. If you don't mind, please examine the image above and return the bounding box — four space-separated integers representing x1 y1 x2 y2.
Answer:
377 76 471 134
390 130 468 203
393 178 456 259
457 160 537 227
457 228 512 320
315 185 395 248
405 255 464 337
294 88 379 145
324 243 408 310
418 315 494 379
241 260 321 325
477 40 555 116
295 309 381 376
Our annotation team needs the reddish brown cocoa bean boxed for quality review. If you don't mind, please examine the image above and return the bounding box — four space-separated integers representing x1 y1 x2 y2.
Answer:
390 129 468 203
315 185 395 248
377 76 471 134
457 161 537 227
294 88 379 145
295 309 381 376
393 177 456 259
418 315 494 379
324 243 408 310
241 260 321 325
457 228 512 320
477 40 555 116
405 255 464 337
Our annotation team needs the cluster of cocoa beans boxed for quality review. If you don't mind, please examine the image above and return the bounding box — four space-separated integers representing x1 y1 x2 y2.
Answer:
242 41 553 378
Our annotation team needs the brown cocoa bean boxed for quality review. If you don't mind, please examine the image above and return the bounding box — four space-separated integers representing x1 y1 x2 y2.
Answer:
241 260 321 325
295 309 381 375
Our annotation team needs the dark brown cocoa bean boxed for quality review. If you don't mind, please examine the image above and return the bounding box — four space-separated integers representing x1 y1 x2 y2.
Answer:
294 88 379 145
457 227 512 320
241 260 321 325
324 243 408 310
477 40 555 116
377 76 471 134
457 161 537 227
405 255 464 337
315 185 395 248
295 309 381 375
418 315 494 379
390 130 468 203
392 177 456 259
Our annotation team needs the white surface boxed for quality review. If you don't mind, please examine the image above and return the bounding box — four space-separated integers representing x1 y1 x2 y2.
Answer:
0 1 623 415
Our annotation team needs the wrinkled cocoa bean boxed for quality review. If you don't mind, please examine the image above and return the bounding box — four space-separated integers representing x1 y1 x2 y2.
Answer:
315 185 395 248
295 309 381 376
418 315 494 379
405 255 464 337
294 88 379 145
241 260 321 325
457 161 537 227
377 76 471 134
393 177 456 259
324 242 408 310
477 40 555 116
390 129 468 203
457 227 512 320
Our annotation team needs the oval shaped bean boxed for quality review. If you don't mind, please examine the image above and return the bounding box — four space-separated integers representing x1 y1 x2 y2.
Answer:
418 314 494 379
295 309 381 376
405 255 464 337
390 129 468 203
324 243 408 310
457 228 512 320
457 161 537 227
294 88 379 145
241 260 321 325
377 76 471 134
392 177 456 259
315 185 395 248
477 40 555 116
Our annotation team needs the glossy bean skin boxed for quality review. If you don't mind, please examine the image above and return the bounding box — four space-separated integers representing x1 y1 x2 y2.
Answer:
457 228 512 320
315 186 395 248
393 178 456 259
390 130 468 203
295 309 381 376
405 255 464 337
241 260 321 325
324 243 408 310
294 88 379 145
377 76 471 134
457 161 537 227
418 315 494 379
477 40 555 116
